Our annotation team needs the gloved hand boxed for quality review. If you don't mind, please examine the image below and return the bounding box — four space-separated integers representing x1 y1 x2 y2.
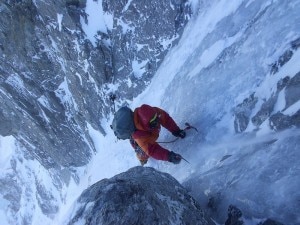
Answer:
168 151 182 164
140 159 148 166
172 129 186 139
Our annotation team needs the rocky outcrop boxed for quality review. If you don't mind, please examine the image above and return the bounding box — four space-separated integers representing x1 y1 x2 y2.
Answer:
224 205 284 225
103 0 191 99
66 166 214 225
233 37 300 133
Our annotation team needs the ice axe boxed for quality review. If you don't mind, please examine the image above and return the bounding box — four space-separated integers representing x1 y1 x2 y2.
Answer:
180 155 190 164
159 122 198 164
184 122 198 132
157 122 198 144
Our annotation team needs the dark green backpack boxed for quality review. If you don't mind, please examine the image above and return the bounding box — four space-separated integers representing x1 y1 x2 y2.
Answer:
111 106 136 140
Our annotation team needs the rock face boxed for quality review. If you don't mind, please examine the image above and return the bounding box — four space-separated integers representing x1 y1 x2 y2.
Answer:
0 0 190 168
0 0 191 223
103 0 191 99
67 166 214 225
0 0 108 168
233 38 300 133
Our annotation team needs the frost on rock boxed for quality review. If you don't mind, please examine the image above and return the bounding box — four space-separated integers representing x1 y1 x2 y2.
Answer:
234 38 300 133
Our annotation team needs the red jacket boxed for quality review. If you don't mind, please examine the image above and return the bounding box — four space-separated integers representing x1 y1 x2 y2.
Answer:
132 104 180 161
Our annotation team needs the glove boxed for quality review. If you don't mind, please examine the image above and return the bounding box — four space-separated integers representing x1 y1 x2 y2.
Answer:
140 159 148 166
130 138 138 149
172 129 186 139
168 151 182 164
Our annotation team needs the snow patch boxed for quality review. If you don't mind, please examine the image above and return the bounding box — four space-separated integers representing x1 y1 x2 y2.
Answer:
122 0 134 12
136 43 147 51
117 18 134 34
0 136 15 171
0 196 10 225
132 59 148 79
80 0 111 46
55 77 78 120
158 36 178 51
75 73 83 86
283 100 300 116
57 13 63 31
273 89 286 113
38 95 53 112
189 30 243 78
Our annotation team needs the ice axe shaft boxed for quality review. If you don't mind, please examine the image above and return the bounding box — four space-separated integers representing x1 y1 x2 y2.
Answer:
181 155 190 164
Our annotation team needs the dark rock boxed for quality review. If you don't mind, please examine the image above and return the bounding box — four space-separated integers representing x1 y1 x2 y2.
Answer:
269 72 300 130
66 0 87 28
234 93 258 132
36 182 59 215
224 206 285 225
270 37 300 75
0 109 20 136
285 72 300 109
271 50 293 75
257 218 284 225
270 110 300 130
67 167 214 225
225 205 243 225
277 76 290 91
66 0 86 8
291 37 300 50
251 96 277 127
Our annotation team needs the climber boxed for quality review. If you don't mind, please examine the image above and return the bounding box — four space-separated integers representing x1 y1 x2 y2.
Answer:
130 104 186 166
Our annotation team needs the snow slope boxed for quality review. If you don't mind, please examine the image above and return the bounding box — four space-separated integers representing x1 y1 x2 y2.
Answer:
132 0 300 223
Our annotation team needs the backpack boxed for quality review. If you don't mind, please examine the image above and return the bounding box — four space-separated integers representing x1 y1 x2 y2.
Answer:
111 106 136 140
